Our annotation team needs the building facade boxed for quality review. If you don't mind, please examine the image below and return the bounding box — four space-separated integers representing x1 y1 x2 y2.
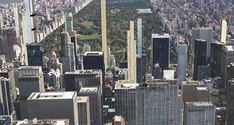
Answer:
77 96 91 125
78 87 102 125
16 66 44 98
136 80 182 125
184 102 215 125
115 81 138 125
152 34 170 70
21 92 78 125
177 44 187 80
60 32 75 73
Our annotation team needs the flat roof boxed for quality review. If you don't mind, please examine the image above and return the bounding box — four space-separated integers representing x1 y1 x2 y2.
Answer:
163 70 175 80
15 119 69 125
196 87 208 91
226 45 234 51
84 51 103 56
186 102 213 107
115 83 139 90
19 66 42 70
182 80 204 85
79 87 98 93
77 96 89 103
152 33 170 38
64 70 101 75
28 92 76 100
116 80 135 84
113 116 124 122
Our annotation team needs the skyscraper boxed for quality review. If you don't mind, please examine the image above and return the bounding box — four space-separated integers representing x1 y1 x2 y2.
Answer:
193 39 207 80
0 28 19 63
0 77 14 116
24 0 33 44
137 18 142 56
191 27 213 59
60 32 75 73
83 51 105 75
220 45 234 86
64 70 102 93
16 66 45 98
141 54 147 82
101 0 108 70
77 96 91 125
221 19 227 44
184 102 215 125
181 80 209 103
136 56 143 83
115 81 138 125
69 31 79 69
21 92 78 125
27 43 43 66
14 7 20 38
226 79 234 125
79 87 102 125
127 21 136 83
136 80 182 125
64 11 73 32
152 34 170 70
177 44 187 80
29 0 37 43
210 42 224 77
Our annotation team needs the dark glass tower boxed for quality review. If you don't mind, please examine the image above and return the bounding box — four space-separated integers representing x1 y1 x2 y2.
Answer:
193 39 207 80
83 51 105 74
152 34 170 70
27 43 43 66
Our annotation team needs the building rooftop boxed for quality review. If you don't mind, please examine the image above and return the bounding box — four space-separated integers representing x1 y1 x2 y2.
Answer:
116 80 135 84
0 115 12 124
182 80 204 85
77 96 89 103
196 87 208 91
79 87 98 93
226 45 234 51
152 33 170 38
65 70 102 75
186 102 214 107
28 92 76 100
195 39 207 42
113 116 125 122
19 66 42 70
14 119 69 125
163 70 175 80
115 83 139 90
84 51 103 56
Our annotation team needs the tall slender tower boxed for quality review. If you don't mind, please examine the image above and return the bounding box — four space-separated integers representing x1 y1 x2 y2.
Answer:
24 0 33 44
137 18 142 56
221 19 227 44
30 0 38 43
101 0 108 70
127 21 136 83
